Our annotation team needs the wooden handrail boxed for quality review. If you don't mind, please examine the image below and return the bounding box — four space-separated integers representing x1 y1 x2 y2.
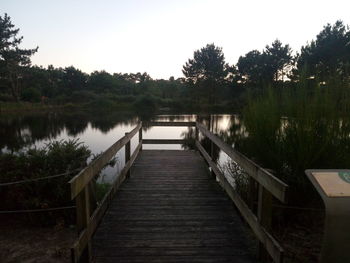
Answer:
196 122 288 202
70 122 142 263
145 121 196 127
69 122 142 199
143 139 186 144
196 141 284 262
141 121 194 145
70 120 289 263
195 122 288 263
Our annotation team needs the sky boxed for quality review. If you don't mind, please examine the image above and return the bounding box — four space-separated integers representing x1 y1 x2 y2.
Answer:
2 0 349 79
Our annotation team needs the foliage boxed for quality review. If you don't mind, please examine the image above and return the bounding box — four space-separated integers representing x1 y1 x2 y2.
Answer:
296 20 350 81
87 97 116 111
133 95 158 112
0 13 38 101
237 39 293 85
1 15 350 117
62 66 87 94
237 50 267 84
182 43 230 104
236 75 350 203
95 182 111 202
265 39 293 81
0 139 91 221
21 87 41 102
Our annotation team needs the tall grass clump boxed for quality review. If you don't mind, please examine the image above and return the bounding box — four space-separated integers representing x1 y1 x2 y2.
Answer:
236 73 350 204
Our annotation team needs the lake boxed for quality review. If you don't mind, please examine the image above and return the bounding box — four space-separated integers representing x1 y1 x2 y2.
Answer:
0 111 241 183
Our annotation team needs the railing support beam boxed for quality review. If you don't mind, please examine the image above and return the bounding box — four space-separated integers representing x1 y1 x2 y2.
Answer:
139 122 143 151
258 185 273 262
75 187 92 262
125 132 131 178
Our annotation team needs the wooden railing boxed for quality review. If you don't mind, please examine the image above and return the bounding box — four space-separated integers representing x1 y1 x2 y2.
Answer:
69 122 142 263
195 122 288 263
144 121 288 262
142 121 196 145
69 120 288 263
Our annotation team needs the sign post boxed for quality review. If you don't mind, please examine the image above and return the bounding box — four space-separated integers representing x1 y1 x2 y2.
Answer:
305 169 350 263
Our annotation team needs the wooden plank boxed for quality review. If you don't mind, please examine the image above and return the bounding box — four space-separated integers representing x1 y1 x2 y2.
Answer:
196 141 284 263
71 141 142 262
146 121 196 127
196 122 288 203
93 150 256 263
93 246 250 256
95 255 254 263
69 123 141 199
143 139 185 144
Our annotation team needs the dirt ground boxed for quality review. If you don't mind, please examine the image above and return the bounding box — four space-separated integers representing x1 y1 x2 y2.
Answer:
274 209 324 263
0 217 75 263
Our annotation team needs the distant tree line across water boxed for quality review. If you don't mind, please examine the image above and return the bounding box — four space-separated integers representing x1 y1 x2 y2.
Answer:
0 13 349 111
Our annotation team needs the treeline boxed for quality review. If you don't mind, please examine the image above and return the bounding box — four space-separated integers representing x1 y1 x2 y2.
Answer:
1 66 190 110
0 12 349 110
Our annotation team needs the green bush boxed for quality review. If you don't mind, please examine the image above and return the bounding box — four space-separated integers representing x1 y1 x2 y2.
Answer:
70 90 97 103
22 88 41 102
0 139 91 223
133 95 158 112
52 94 70 105
118 95 137 103
87 97 116 111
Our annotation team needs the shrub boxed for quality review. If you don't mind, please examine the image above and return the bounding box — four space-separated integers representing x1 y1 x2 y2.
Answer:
0 139 91 224
70 90 97 103
52 94 70 105
21 88 41 102
133 95 158 112
87 97 116 111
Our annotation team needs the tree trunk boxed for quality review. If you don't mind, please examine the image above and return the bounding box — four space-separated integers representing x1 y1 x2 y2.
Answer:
10 74 20 102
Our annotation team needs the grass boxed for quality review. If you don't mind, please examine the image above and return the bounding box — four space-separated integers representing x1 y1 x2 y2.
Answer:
231 74 350 205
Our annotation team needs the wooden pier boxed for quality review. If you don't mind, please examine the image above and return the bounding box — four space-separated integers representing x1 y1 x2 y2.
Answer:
93 150 255 262
69 122 288 263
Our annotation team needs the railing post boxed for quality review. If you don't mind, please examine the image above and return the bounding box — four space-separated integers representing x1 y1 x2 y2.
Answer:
257 185 273 262
210 140 216 178
247 177 256 211
195 123 199 142
125 132 131 178
75 187 92 262
139 122 143 151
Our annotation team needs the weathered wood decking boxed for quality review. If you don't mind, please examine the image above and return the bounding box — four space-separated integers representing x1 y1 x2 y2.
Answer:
93 150 256 263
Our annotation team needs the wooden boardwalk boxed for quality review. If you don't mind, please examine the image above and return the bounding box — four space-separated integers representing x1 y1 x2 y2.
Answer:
93 150 256 263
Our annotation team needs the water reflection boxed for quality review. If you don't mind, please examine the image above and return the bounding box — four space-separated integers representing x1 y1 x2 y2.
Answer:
0 111 139 152
0 112 241 183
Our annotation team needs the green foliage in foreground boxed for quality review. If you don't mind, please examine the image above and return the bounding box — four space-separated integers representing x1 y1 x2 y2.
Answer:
95 182 112 203
0 140 91 221
236 75 350 203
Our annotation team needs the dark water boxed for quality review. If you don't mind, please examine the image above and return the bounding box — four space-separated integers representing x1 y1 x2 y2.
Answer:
0 111 240 183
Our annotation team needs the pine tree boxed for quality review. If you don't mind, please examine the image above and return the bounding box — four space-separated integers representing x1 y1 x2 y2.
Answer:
0 13 38 101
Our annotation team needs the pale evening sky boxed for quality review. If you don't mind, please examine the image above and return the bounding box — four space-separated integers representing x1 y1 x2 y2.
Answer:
1 0 349 79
